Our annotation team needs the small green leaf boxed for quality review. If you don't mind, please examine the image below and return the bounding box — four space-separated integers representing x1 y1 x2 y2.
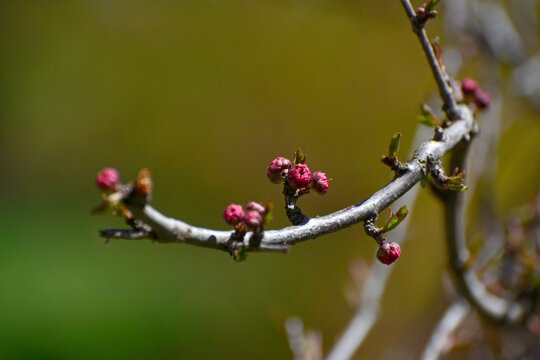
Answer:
446 176 464 185
442 177 467 191
418 115 439 127
388 132 401 158
383 217 398 233
293 148 306 165
382 205 409 233
418 103 440 127
395 205 408 222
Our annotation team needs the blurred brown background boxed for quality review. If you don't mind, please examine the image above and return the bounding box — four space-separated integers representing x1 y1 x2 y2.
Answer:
0 1 538 359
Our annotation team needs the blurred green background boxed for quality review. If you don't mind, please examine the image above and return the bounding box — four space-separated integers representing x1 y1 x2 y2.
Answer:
0 1 539 359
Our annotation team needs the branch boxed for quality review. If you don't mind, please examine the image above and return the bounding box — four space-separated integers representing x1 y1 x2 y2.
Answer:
420 299 471 360
283 188 310 226
443 139 535 324
400 0 460 120
285 317 323 360
99 105 474 255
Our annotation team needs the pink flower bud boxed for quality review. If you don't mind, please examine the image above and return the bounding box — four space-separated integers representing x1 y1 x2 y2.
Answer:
377 242 401 265
267 157 292 183
287 164 312 189
96 167 121 190
311 171 329 194
246 201 265 214
473 88 491 109
223 203 245 226
243 209 263 229
460 78 478 94
416 7 426 17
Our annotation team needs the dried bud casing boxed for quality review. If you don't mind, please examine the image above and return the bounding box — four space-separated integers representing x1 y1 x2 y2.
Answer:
134 168 153 196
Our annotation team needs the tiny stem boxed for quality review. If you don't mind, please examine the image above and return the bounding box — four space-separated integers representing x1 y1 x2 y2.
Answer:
400 0 460 120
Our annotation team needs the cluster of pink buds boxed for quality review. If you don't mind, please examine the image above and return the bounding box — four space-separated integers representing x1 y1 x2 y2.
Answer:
267 155 330 194
376 242 401 265
96 167 121 191
223 201 267 230
460 78 491 110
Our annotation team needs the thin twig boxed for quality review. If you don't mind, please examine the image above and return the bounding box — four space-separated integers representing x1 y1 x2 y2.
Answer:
285 317 323 360
443 139 533 324
400 0 460 120
99 229 155 240
420 299 471 360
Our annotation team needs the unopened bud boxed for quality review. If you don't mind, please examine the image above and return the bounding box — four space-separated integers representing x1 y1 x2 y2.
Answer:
460 78 478 94
473 88 491 109
267 157 292 184
223 203 245 226
287 164 312 189
246 201 266 214
311 171 330 194
243 209 263 230
377 242 401 265
96 167 120 191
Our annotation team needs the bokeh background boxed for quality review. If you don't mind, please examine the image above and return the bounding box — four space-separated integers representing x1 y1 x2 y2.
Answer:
0 1 539 359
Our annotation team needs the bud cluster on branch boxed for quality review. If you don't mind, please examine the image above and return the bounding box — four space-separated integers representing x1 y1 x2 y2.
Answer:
91 2 539 355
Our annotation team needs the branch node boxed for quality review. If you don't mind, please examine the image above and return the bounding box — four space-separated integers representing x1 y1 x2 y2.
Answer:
433 126 445 141
428 159 468 192
364 217 384 244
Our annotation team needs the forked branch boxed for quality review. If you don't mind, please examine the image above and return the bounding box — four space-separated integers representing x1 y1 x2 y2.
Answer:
97 105 474 256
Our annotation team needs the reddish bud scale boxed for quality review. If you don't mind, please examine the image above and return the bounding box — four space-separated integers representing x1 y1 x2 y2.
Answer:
96 167 121 190
312 171 329 194
223 203 245 226
287 164 312 189
377 242 401 265
267 157 292 184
